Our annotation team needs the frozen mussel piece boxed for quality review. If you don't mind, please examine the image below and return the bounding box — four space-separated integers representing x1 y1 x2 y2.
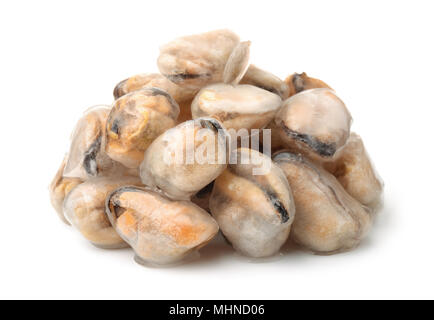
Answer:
223 41 251 85
273 151 372 254
240 64 289 99
106 186 219 266
63 105 123 180
210 148 295 258
113 73 197 103
273 88 352 159
192 83 282 132
50 156 83 225
285 72 331 97
140 118 228 200
63 176 142 248
157 29 240 89
323 133 384 209
106 88 180 169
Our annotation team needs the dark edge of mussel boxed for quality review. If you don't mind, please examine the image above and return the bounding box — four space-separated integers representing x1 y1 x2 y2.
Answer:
195 181 215 199
266 192 290 223
113 78 128 100
291 73 306 93
226 150 291 224
146 87 180 119
105 185 146 226
272 150 367 228
83 135 102 176
199 118 223 133
282 125 337 157
165 73 210 83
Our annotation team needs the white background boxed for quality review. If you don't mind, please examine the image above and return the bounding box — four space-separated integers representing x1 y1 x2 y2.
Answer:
1 0 433 299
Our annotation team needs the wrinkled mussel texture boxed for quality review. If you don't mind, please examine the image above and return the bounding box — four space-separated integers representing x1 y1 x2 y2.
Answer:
140 118 228 200
272 88 352 160
240 64 289 100
273 151 372 254
106 186 219 266
63 176 143 248
105 88 180 169
50 156 83 225
157 29 240 89
210 148 295 258
323 133 384 209
113 73 197 103
191 83 282 132
285 72 331 97
63 105 123 180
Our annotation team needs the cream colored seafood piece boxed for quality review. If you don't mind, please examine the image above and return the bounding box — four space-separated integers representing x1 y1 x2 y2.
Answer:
285 72 331 97
113 73 197 103
273 151 372 254
106 186 219 265
140 118 228 200
105 88 179 169
323 133 384 209
210 148 295 258
63 105 124 180
240 64 289 99
63 176 142 248
192 83 282 132
223 41 251 85
273 88 352 159
50 156 83 225
157 29 240 89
